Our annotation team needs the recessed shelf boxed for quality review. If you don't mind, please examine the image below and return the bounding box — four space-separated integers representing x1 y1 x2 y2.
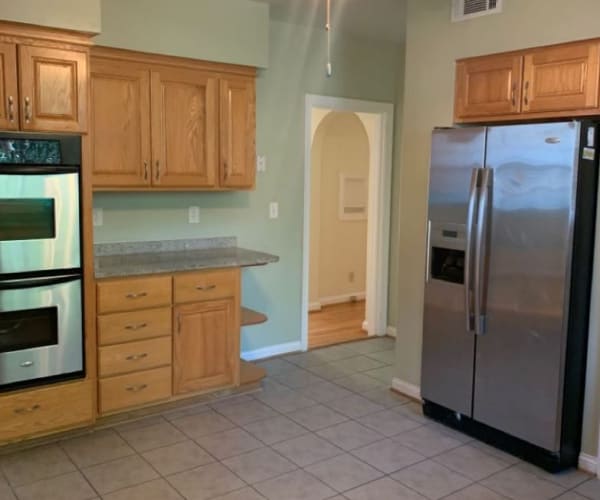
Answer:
240 360 266 385
241 307 268 326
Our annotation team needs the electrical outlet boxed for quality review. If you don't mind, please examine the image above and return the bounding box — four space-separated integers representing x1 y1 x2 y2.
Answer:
92 208 103 227
269 202 279 219
188 206 200 224
257 155 267 172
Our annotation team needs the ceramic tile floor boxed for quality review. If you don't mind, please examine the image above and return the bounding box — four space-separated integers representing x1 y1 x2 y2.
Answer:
0 336 599 499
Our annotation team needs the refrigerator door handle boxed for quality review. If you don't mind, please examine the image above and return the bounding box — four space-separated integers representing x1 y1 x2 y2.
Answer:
474 168 491 336
464 168 479 333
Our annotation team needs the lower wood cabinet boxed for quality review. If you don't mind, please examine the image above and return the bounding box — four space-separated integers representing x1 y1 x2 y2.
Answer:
99 366 172 414
0 380 93 444
173 298 240 394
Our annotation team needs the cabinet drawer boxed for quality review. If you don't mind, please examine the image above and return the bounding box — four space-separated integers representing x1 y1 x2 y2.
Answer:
99 367 171 414
98 307 172 345
174 269 238 304
0 381 93 443
99 337 171 377
97 276 172 313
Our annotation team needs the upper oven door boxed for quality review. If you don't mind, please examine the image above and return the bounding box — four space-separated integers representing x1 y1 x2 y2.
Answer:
0 167 80 275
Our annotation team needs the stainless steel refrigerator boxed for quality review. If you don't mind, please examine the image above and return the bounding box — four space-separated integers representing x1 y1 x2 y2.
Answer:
421 121 598 472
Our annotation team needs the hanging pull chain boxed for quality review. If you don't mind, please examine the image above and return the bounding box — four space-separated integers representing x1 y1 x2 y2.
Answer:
326 0 332 77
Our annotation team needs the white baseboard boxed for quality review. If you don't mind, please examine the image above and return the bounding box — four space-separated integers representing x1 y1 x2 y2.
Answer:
319 292 366 307
386 326 397 338
578 453 598 475
392 377 421 400
308 302 322 312
241 341 303 361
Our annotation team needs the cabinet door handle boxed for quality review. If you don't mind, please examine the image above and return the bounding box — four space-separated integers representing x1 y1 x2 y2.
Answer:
126 353 148 361
155 160 160 181
195 284 216 291
223 161 229 180
24 97 31 123
7 95 14 122
144 161 149 181
125 384 148 392
524 81 530 106
14 404 40 414
125 323 148 331
177 314 181 334
511 82 517 107
125 292 148 299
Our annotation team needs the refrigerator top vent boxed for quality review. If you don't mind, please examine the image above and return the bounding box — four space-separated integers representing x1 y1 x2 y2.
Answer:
451 0 503 22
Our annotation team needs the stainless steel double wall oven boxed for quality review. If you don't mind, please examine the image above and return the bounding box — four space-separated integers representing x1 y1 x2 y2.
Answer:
0 133 84 390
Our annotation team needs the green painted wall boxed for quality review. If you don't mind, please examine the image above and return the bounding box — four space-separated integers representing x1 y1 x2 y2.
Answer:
0 0 101 33
94 18 403 354
96 0 269 68
396 0 600 457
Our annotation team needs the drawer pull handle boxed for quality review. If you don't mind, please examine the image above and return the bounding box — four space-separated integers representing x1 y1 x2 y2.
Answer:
125 292 148 299
196 284 216 291
14 404 40 414
125 323 148 331
126 353 148 361
125 384 148 393
20 361 34 367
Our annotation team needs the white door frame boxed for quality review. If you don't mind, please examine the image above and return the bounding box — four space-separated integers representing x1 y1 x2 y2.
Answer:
301 94 394 351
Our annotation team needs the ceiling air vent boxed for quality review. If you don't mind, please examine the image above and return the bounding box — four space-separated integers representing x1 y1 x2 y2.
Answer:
451 0 503 22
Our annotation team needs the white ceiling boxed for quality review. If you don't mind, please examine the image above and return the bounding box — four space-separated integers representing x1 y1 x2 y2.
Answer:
255 0 406 44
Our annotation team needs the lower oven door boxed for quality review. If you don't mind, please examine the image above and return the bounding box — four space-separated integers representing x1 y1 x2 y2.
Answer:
0 274 83 387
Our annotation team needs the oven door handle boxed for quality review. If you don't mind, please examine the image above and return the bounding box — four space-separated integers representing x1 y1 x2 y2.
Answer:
0 274 80 290
0 165 79 175
0 321 22 335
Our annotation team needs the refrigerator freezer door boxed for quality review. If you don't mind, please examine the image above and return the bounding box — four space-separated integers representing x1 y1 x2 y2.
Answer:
473 122 580 451
421 128 486 416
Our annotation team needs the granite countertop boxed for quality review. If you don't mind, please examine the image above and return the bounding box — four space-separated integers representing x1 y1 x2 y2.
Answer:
94 237 279 279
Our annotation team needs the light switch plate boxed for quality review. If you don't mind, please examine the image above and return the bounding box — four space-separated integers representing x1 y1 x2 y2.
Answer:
257 155 267 172
269 202 279 219
188 206 200 224
92 208 103 227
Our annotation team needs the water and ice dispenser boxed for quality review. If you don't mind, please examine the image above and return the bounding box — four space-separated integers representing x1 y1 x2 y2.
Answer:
428 222 466 285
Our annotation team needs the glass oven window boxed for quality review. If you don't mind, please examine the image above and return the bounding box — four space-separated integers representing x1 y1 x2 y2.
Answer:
0 198 56 241
0 307 58 353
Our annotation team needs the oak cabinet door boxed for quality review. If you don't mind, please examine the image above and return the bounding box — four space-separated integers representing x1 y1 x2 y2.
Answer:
18 45 88 132
173 299 239 394
0 42 18 130
90 59 151 187
522 41 600 113
455 54 523 120
220 77 256 188
151 68 218 187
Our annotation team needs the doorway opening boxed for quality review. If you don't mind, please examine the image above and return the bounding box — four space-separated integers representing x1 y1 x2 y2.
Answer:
302 95 394 351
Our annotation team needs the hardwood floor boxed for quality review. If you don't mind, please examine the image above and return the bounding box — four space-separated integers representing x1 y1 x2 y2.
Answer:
309 300 368 349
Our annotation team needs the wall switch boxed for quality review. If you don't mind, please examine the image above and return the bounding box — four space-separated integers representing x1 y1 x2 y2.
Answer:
188 206 200 224
269 202 279 219
257 155 267 172
92 208 103 227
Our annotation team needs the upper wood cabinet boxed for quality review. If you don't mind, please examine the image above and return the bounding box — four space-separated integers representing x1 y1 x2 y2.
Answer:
151 68 218 188
90 60 151 187
220 77 256 188
455 54 523 120
0 42 18 130
90 47 257 191
522 41 600 114
19 45 88 132
455 39 600 123
0 25 90 133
